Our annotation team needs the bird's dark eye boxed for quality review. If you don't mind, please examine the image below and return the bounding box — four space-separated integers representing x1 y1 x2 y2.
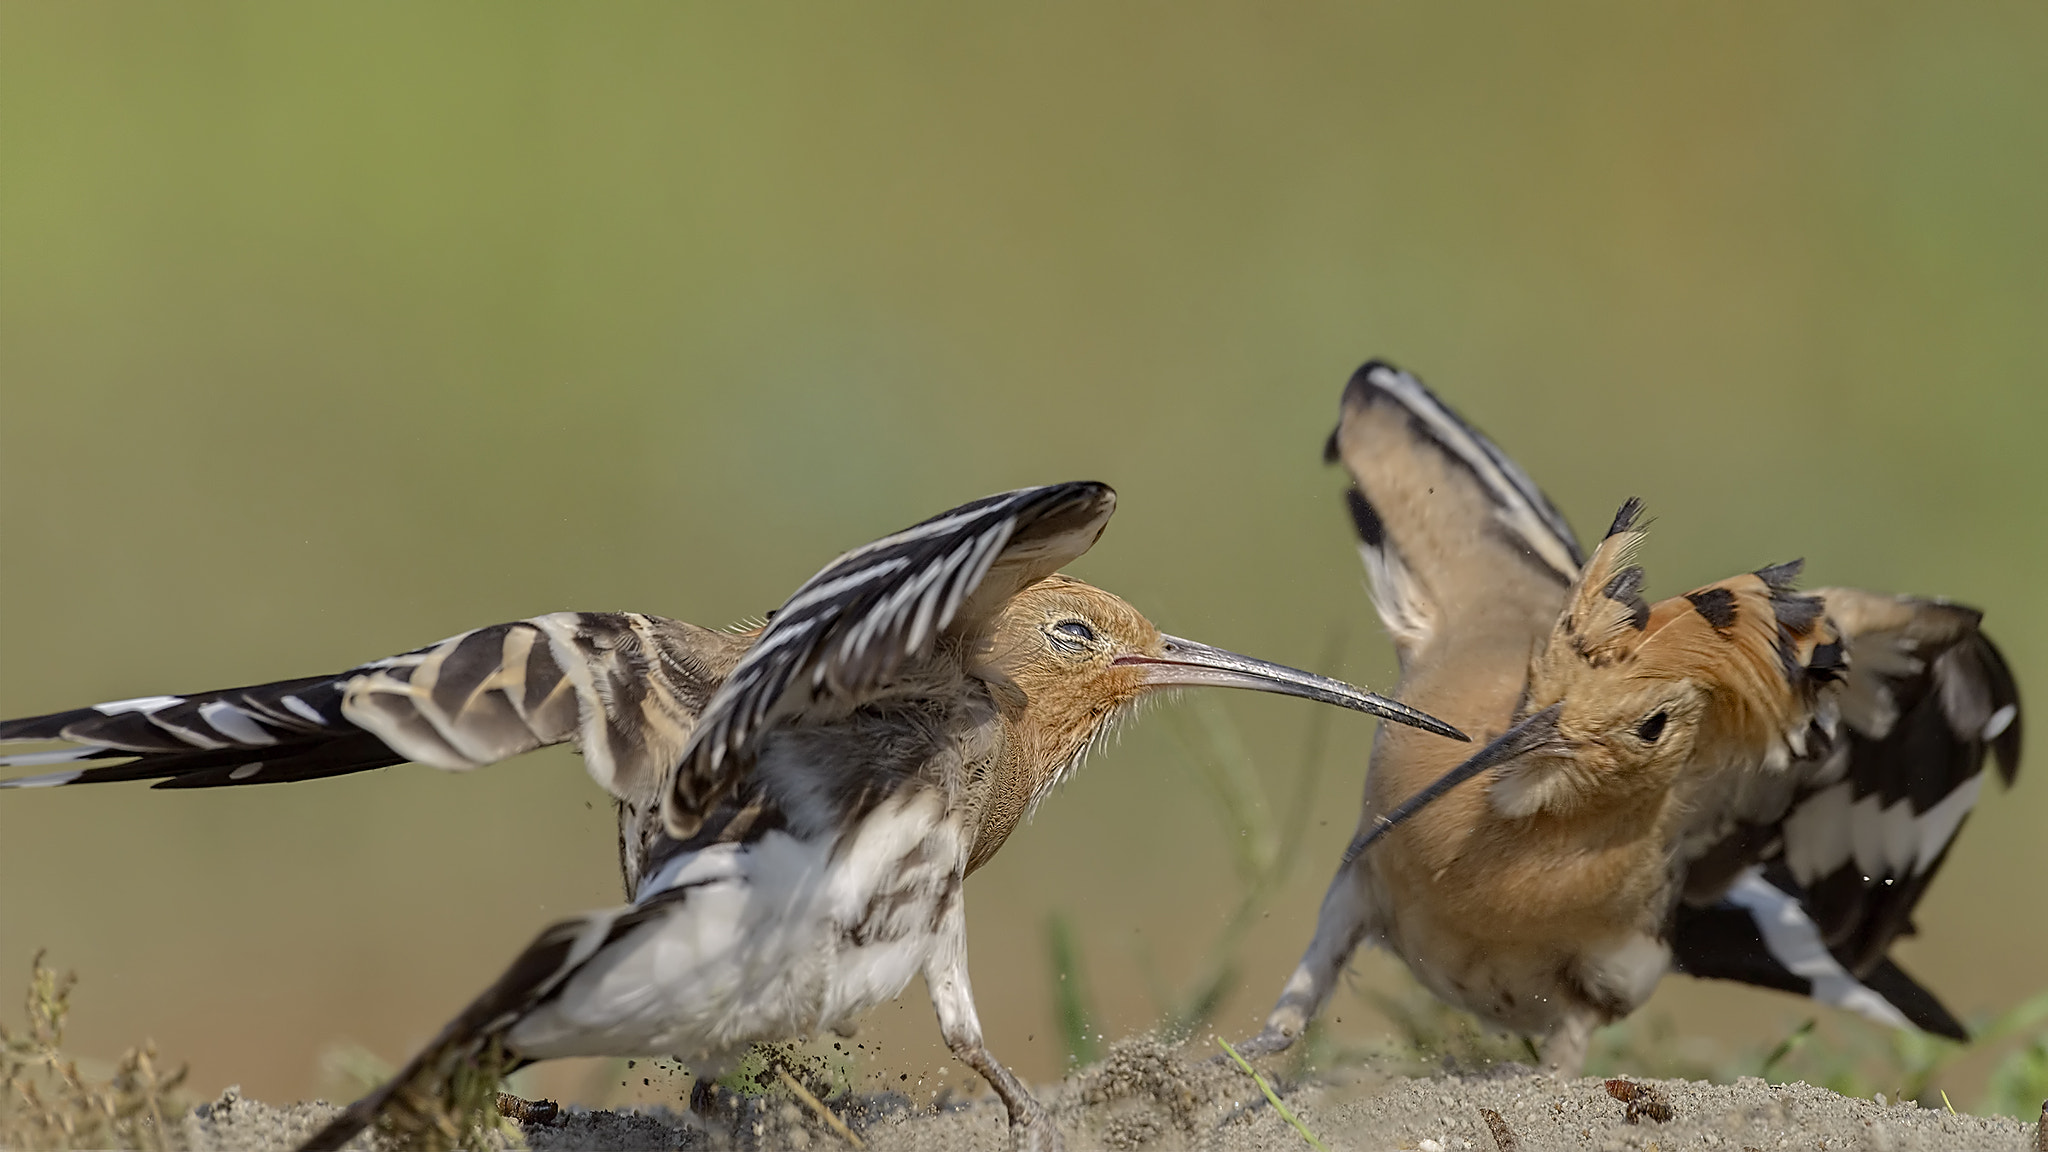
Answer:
1636 711 1668 743
1051 620 1098 647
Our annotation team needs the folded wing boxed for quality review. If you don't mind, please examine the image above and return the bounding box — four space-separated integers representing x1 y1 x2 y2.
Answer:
1671 589 2020 1037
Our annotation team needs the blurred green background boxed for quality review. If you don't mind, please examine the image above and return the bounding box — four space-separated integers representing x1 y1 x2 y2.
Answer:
3 1 2043 1112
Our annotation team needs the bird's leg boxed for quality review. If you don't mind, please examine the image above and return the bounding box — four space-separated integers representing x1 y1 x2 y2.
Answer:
1244 860 1374 1055
688 1077 719 1117
925 882 1062 1152
1538 1010 1596 1077
686 1048 743 1124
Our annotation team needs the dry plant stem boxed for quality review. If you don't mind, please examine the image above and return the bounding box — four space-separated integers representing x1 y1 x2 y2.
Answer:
772 1066 865 1149
2035 1099 2045 1152
1480 1107 1520 1152
2 951 188 1152
1215 1038 1329 1152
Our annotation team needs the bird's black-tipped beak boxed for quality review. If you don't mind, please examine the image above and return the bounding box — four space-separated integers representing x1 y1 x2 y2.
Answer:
1115 635 1466 742
1341 702 1565 863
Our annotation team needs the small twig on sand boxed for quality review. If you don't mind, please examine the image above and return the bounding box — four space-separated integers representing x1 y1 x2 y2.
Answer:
1215 1038 1329 1152
1479 1107 1519 1152
1482 1106 1531 1147
772 1065 865 1149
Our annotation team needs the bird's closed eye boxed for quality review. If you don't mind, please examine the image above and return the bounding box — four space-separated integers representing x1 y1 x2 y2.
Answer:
1050 620 1098 647
1636 711 1668 743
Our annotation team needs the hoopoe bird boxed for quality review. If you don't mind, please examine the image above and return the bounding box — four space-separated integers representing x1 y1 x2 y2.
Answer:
1242 363 2021 1075
0 481 1462 1152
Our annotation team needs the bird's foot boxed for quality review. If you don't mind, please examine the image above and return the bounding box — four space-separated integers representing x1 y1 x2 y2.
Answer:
1007 1102 1065 1152
689 1077 733 1119
1211 1024 1297 1066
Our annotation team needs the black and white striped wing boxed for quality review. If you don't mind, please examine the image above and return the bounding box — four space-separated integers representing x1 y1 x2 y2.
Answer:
1672 862 1968 1038
1774 592 2019 967
1672 591 2020 1037
0 612 744 805
663 481 1116 834
1326 361 1583 668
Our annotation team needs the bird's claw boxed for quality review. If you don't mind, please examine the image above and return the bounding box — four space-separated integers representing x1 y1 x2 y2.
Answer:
1007 1104 1064 1152
1211 1026 1297 1065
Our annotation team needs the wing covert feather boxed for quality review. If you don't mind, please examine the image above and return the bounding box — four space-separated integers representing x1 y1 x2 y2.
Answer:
663 482 1115 834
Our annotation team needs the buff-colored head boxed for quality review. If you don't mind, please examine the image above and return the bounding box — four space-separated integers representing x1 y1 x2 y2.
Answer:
965 574 1463 872
1346 500 1841 859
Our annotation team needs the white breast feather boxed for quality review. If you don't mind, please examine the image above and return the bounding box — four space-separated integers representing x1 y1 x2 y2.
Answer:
509 792 957 1064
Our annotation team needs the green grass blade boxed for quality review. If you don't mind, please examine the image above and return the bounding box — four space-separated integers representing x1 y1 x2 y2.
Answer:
1760 1018 1817 1080
1216 1037 1330 1152
1046 914 1100 1067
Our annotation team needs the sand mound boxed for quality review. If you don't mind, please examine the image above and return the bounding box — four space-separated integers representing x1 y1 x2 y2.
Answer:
181 1035 2043 1152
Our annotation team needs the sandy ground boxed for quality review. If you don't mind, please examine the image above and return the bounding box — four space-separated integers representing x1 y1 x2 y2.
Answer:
181 1037 2045 1152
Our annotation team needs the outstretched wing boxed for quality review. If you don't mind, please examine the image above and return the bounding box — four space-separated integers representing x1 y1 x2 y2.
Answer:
1326 361 1581 671
663 481 1117 835
1 612 749 806
1672 590 2020 1037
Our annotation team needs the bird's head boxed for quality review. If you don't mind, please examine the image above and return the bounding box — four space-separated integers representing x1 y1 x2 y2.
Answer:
992 574 1457 754
966 574 1463 871
1346 500 1842 859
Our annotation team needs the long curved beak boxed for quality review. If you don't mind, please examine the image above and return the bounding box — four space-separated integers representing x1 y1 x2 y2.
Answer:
1340 702 1564 863
1114 635 1467 742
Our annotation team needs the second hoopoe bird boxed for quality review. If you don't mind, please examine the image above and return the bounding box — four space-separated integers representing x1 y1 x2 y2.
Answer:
1245 363 2021 1075
1 481 1462 1152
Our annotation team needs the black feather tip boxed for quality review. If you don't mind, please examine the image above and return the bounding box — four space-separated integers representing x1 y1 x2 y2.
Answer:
1606 497 1646 539
1686 586 1739 631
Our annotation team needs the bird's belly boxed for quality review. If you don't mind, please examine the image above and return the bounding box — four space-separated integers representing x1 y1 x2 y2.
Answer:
1373 861 1671 1034
510 792 963 1063
1386 905 1669 1035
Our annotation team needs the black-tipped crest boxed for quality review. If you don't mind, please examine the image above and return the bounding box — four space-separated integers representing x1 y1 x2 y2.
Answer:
1542 498 1651 671
1600 566 1651 631
1754 559 1804 591
1606 497 1645 539
1737 559 1836 686
1771 593 1826 636
1686 587 1740 631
